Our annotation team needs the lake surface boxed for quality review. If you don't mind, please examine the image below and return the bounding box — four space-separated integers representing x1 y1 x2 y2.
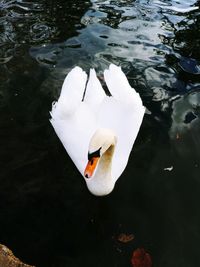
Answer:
0 0 200 266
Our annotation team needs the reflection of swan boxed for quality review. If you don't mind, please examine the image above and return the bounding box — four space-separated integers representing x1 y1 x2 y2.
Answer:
50 64 145 196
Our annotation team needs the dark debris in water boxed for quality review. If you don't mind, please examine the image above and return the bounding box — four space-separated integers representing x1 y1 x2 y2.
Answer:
184 111 197 124
179 57 200 75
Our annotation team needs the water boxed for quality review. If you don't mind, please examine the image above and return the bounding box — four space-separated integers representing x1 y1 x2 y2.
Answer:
0 0 200 266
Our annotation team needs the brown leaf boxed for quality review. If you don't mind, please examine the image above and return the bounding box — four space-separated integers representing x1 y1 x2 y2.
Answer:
117 233 134 243
131 248 152 267
176 133 180 139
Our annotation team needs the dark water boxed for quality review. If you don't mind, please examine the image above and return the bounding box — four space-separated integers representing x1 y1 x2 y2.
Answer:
0 0 200 266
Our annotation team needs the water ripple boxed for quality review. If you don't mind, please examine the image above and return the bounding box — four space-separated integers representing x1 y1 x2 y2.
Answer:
1 0 200 131
0 0 90 64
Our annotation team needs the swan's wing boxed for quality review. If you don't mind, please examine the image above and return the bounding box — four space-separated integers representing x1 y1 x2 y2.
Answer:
104 64 143 106
50 67 97 175
83 69 106 111
51 66 87 119
98 65 145 181
51 103 97 176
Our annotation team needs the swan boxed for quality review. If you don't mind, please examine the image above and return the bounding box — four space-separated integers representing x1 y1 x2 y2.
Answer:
50 64 145 196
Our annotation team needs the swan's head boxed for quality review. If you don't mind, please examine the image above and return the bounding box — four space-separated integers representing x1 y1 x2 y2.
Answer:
84 128 117 179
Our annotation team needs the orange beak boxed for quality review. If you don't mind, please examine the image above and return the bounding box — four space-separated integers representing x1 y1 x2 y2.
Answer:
84 157 99 178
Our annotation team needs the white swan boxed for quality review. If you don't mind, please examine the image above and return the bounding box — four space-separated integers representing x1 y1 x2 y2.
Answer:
50 64 145 196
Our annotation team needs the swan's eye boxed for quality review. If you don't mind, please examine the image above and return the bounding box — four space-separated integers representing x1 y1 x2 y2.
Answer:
88 147 101 161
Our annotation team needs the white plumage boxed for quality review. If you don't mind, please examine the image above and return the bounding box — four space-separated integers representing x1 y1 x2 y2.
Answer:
50 64 145 196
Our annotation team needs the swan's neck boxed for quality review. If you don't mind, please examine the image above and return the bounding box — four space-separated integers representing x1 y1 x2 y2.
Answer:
87 145 115 196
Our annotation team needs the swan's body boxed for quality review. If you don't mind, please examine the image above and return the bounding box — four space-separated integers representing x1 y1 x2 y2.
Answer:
50 64 145 196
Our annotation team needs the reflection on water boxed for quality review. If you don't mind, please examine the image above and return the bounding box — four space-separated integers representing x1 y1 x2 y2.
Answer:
0 0 90 64
0 0 200 267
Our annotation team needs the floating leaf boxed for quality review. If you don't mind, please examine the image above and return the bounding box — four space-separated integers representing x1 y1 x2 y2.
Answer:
131 248 152 267
117 233 134 243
